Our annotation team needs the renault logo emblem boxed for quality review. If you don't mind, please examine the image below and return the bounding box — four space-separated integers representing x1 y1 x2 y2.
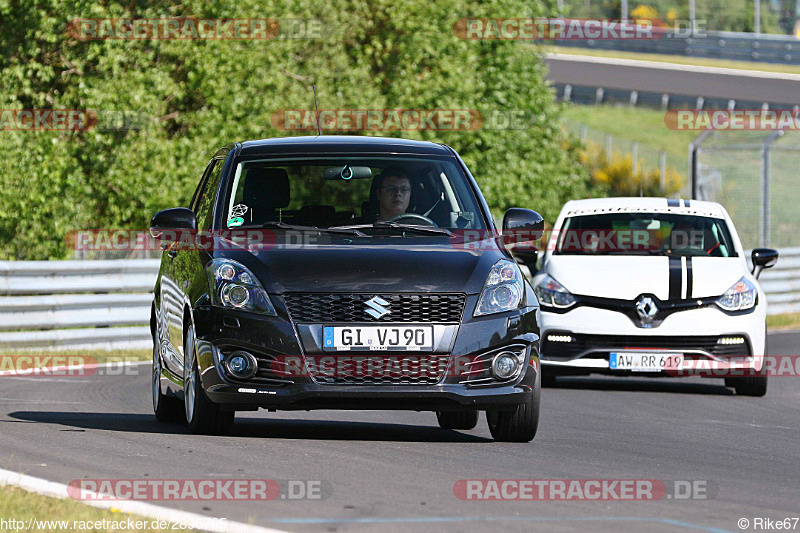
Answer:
365 296 391 319
635 296 658 324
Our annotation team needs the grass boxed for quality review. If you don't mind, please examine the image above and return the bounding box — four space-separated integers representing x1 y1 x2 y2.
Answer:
543 45 800 75
767 313 800 332
0 485 190 532
562 104 697 159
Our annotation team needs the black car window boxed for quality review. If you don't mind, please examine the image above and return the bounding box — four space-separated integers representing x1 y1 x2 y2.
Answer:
190 161 216 213
195 159 223 230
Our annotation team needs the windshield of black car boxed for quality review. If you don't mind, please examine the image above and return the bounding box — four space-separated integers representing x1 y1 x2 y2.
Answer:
221 156 486 233
554 212 738 257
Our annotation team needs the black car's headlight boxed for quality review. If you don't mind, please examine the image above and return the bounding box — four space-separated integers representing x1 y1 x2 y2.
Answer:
533 274 577 309
205 258 277 315
716 277 757 312
474 259 524 316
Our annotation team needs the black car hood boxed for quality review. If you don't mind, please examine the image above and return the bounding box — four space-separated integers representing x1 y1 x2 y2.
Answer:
217 235 506 294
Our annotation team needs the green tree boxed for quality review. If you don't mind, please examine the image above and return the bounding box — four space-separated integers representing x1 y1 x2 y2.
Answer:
0 0 594 259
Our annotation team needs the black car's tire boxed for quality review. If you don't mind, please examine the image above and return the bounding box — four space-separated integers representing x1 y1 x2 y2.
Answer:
487 368 540 442
436 410 479 430
184 325 235 435
725 376 768 397
152 341 184 423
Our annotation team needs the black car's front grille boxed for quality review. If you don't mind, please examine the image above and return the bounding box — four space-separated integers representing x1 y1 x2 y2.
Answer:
283 293 466 323
304 353 450 385
542 334 751 361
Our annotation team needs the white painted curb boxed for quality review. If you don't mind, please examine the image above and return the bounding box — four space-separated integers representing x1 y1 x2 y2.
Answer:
0 467 290 533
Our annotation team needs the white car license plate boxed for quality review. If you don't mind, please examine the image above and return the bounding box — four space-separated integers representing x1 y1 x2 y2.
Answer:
610 352 683 372
323 326 434 351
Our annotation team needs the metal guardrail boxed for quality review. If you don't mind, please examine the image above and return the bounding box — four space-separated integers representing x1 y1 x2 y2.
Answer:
553 30 800 65
0 252 797 352
0 260 159 351
755 247 800 315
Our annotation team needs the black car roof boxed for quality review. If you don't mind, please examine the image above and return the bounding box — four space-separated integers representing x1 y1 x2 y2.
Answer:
235 135 452 157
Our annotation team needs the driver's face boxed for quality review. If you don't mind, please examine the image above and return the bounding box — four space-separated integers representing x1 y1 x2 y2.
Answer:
378 176 411 220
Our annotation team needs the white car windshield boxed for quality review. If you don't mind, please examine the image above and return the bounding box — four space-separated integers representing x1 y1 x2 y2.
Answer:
555 213 738 257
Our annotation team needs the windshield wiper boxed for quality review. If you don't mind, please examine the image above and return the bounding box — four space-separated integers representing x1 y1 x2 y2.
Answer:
261 221 366 237
373 221 453 236
330 221 453 236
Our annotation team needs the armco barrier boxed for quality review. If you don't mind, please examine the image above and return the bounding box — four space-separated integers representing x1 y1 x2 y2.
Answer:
0 260 159 351
755 247 800 315
552 30 800 65
0 252 797 351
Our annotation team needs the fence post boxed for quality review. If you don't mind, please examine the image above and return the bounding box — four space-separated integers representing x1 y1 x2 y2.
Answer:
689 129 713 199
659 151 666 194
606 134 612 164
761 130 784 247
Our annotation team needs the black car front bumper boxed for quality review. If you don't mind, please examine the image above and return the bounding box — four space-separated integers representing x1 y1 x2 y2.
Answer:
190 300 540 412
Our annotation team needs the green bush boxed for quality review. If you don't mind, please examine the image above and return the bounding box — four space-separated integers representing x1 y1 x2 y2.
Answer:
581 141 683 197
0 0 597 259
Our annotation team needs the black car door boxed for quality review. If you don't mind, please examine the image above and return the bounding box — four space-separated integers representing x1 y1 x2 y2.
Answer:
168 158 224 379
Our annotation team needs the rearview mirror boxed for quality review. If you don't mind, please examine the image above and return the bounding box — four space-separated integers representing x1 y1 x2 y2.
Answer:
150 207 197 239
502 208 544 271
751 248 778 279
323 165 373 180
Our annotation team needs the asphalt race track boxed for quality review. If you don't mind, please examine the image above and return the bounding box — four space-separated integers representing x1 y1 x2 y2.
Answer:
1 331 799 533
545 53 800 105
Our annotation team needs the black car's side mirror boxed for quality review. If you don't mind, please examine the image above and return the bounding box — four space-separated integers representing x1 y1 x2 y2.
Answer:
751 248 778 279
502 208 544 271
150 207 197 240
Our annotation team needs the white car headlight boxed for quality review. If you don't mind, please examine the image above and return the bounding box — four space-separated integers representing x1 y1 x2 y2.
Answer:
716 277 757 312
533 274 577 309
474 259 524 316
206 258 277 315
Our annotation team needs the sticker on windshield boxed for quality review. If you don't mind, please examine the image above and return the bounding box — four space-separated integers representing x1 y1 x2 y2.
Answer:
230 204 249 217
228 217 244 227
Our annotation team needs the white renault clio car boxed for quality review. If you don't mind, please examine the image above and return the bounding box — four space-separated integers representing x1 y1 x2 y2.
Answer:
531 197 778 396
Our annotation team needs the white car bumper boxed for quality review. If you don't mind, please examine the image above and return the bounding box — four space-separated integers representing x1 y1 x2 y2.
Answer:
538 304 766 375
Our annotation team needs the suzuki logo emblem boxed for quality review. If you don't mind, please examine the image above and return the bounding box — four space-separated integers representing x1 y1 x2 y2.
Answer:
635 296 658 324
365 296 391 319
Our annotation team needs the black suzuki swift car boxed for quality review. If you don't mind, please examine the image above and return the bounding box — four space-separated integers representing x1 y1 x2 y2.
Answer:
149 136 544 442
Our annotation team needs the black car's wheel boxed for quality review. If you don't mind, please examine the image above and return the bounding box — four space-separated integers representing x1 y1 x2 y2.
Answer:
184 325 234 435
152 341 184 422
725 376 768 397
436 410 479 430
486 369 540 442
